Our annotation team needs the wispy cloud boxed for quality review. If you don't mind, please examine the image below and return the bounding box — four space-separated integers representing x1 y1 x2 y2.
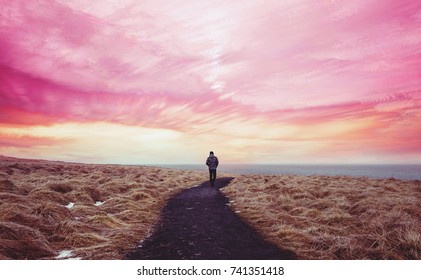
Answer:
1 0 420 163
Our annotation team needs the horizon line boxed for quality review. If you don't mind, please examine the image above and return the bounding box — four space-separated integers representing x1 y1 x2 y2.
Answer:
2 154 421 166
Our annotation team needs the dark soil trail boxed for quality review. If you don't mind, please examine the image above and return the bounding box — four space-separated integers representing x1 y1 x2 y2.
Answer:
125 177 296 260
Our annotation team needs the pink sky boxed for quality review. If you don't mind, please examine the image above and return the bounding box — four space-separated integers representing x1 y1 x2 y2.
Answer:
1 0 421 164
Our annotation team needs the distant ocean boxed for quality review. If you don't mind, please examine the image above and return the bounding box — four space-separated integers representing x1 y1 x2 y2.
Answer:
153 164 421 180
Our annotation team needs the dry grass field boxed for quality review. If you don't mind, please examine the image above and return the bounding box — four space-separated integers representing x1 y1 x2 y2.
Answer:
0 156 205 260
222 174 421 259
2 155 420 260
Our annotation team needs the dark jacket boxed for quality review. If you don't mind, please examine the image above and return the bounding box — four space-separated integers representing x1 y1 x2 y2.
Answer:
206 155 219 170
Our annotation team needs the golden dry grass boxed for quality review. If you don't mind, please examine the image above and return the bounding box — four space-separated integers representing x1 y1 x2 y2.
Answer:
0 156 205 259
222 174 421 259
3 155 419 260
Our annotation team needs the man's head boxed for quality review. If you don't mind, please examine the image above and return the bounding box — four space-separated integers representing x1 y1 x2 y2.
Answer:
209 151 214 155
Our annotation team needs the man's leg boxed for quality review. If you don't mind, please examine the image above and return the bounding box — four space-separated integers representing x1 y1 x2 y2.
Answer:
211 169 216 186
209 169 213 186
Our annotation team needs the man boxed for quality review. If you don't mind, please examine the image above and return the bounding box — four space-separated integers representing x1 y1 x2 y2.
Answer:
206 151 219 186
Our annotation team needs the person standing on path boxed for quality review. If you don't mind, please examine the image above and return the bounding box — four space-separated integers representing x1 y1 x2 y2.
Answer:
206 151 219 186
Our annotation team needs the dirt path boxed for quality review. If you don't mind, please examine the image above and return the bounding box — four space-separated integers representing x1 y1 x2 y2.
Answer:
125 177 296 260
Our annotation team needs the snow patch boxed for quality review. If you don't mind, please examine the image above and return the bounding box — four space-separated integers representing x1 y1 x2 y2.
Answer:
94 201 104 206
65 202 74 209
55 250 73 259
